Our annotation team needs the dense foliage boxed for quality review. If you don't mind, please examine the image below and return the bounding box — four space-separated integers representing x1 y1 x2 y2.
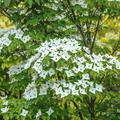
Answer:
0 0 120 120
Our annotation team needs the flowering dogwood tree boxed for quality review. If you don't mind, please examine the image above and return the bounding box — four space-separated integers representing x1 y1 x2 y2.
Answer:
0 0 120 120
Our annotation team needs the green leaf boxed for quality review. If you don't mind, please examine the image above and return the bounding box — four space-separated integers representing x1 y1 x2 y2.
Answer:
4 0 11 6
35 0 40 5
27 18 39 25
27 0 33 7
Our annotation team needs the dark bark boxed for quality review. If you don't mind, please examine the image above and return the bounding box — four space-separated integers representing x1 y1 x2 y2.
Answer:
85 96 96 120
65 0 87 47
71 100 83 120
90 18 100 54
64 100 70 120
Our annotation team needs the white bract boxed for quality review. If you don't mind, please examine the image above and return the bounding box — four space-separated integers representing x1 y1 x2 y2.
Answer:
23 82 37 100
20 109 28 117
1 107 9 113
36 110 42 118
46 107 54 116
65 70 74 77
0 95 7 100
71 0 87 8
3 101 8 106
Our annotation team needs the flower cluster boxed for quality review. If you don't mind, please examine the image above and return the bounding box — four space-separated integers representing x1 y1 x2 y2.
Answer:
71 0 87 8
0 29 30 52
23 82 37 100
7 38 120 100
0 99 54 117
23 74 104 100
0 101 9 113
20 107 54 118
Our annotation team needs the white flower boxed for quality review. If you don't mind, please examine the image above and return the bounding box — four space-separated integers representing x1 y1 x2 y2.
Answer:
48 68 55 76
117 52 120 56
24 63 31 69
70 48 77 53
1 107 9 113
32 74 37 81
87 81 94 87
83 46 90 53
41 50 49 57
78 57 86 63
36 110 42 118
116 61 120 69
7 63 24 76
61 91 69 98
56 67 63 72
95 84 103 92
61 52 71 61
23 82 37 100
109 58 116 64
55 87 63 95
117 109 120 113
64 89 71 95
78 64 85 72
39 70 48 79
72 67 79 73
78 80 86 86
82 74 90 80
3 101 8 106
2 38 11 46
89 87 96 94
73 58 78 63
15 33 23 39
106 65 112 69
0 95 7 100
51 55 61 62
85 63 93 69
79 88 86 94
46 107 54 116
82 83 89 88
21 109 28 117
65 70 74 77
0 29 30 52
51 83 60 89
92 65 99 73
69 84 76 91
72 89 79 95
39 88 47 95
71 0 87 8
78 80 88 88
22 35 31 43
41 83 49 89
62 82 69 88
33 62 43 74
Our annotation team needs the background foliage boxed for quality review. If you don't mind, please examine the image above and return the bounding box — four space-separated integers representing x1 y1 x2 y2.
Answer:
0 0 120 120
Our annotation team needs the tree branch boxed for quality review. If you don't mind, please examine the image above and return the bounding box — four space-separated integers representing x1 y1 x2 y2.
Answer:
64 99 70 120
85 20 92 43
65 0 87 46
90 15 101 54
84 96 96 120
111 41 120 55
71 100 83 120
0 8 11 18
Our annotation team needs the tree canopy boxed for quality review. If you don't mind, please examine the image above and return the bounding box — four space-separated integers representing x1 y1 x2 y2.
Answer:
0 0 120 120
